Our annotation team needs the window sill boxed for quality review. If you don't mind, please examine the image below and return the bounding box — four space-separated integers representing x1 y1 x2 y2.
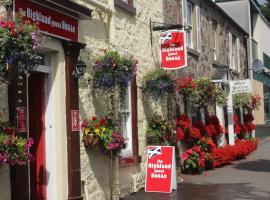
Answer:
231 69 240 77
187 47 200 57
119 155 141 167
114 0 136 15
212 60 222 67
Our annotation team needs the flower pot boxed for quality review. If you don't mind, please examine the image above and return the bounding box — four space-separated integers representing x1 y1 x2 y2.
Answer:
83 135 99 149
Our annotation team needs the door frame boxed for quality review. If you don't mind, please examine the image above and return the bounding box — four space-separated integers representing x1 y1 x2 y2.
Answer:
27 52 56 200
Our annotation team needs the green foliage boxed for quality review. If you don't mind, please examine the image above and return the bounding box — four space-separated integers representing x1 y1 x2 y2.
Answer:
141 68 174 100
190 77 226 107
0 121 33 165
146 115 174 145
0 13 42 81
261 0 270 22
92 50 137 92
233 93 251 108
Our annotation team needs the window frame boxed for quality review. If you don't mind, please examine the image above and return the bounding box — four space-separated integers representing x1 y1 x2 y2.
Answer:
119 77 140 167
186 1 194 48
212 20 218 61
114 0 136 15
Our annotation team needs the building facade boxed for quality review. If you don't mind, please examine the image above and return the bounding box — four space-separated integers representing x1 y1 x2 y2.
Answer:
75 0 248 199
216 0 270 131
0 0 249 200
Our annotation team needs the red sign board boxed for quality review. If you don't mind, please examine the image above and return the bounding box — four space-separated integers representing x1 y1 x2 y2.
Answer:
160 30 187 70
71 110 80 132
17 107 27 132
14 0 78 42
145 146 176 193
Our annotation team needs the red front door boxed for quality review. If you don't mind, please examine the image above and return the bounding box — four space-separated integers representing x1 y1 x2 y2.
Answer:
28 73 47 200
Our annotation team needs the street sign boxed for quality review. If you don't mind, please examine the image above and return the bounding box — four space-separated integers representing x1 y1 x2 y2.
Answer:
15 0 78 42
17 107 27 132
145 146 177 193
71 110 80 131
160 30 187 70
231 79 252 94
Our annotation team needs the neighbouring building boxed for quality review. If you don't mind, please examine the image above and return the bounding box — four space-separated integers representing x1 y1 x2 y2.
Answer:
216 0 270 135
0 0 249 200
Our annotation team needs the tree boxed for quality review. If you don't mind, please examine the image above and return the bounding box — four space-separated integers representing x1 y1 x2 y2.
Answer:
261 0 270 22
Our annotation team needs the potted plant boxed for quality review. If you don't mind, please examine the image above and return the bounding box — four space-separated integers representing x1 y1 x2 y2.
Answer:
146 115 175 145
0 13 42 81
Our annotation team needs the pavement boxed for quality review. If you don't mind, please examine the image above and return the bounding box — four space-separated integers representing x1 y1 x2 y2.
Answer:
123 137 270 200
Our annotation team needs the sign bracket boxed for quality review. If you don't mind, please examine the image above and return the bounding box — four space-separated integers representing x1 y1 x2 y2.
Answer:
150 18 189 46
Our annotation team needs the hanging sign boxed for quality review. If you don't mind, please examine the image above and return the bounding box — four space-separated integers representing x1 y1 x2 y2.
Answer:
17 107 27 132
71 110 80 132
231 79 252 94
145 146 177 193
160 30 187 70
14 0 78 42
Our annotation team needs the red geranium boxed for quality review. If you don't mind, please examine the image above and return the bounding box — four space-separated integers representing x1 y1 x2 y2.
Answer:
91 116 97 121
176 115 192 129
99 118 106 126
176 127 185 141
188 127 201 139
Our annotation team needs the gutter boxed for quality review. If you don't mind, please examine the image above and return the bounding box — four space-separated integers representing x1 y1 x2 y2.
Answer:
86 0 112 13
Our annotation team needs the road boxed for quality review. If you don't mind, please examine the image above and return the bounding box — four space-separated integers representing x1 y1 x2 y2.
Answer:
123 137 270 200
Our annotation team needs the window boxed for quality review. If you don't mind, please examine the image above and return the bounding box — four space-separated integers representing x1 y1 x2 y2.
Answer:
185 1 201 51
119 84 133 157
118 79 139 166
212 20 218 60
186 1 194 48
114 0 136 15
229 33 240 71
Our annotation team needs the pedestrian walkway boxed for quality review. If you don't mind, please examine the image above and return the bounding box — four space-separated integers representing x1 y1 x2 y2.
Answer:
123 137 270 200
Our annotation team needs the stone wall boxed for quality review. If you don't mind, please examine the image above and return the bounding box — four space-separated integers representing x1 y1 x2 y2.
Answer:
253 80 265 125
75 0 248 199
0 83 11 200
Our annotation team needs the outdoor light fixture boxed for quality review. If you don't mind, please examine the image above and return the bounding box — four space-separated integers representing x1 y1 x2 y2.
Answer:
73 59 86 79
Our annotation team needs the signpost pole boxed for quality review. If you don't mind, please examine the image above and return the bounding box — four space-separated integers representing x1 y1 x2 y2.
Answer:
228 82 235 145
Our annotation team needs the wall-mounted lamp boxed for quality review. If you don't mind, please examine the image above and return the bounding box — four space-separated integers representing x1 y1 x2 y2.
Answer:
73 59 86 79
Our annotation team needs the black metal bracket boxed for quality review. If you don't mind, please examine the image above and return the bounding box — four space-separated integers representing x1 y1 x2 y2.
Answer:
150 18 189 46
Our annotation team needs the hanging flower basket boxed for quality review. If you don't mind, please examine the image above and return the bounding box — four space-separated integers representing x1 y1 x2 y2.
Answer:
174 76 196 99
233 93 261 111
0 121 34 166
0 13 42 82
92 50 137 92
141 68 174 100
81 116 126 158
190 77 226 107
82 134 99 149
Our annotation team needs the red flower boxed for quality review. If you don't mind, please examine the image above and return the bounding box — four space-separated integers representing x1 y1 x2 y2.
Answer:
233 114 239 124
94 124 99 129
188 127 201 139
244 113 254 124
234 124 241 135
99 118 106 126
91 116 97 121
207 139 216 148
176 127 185 141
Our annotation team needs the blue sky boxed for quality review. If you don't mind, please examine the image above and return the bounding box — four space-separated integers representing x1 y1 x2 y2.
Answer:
257 0 267 5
